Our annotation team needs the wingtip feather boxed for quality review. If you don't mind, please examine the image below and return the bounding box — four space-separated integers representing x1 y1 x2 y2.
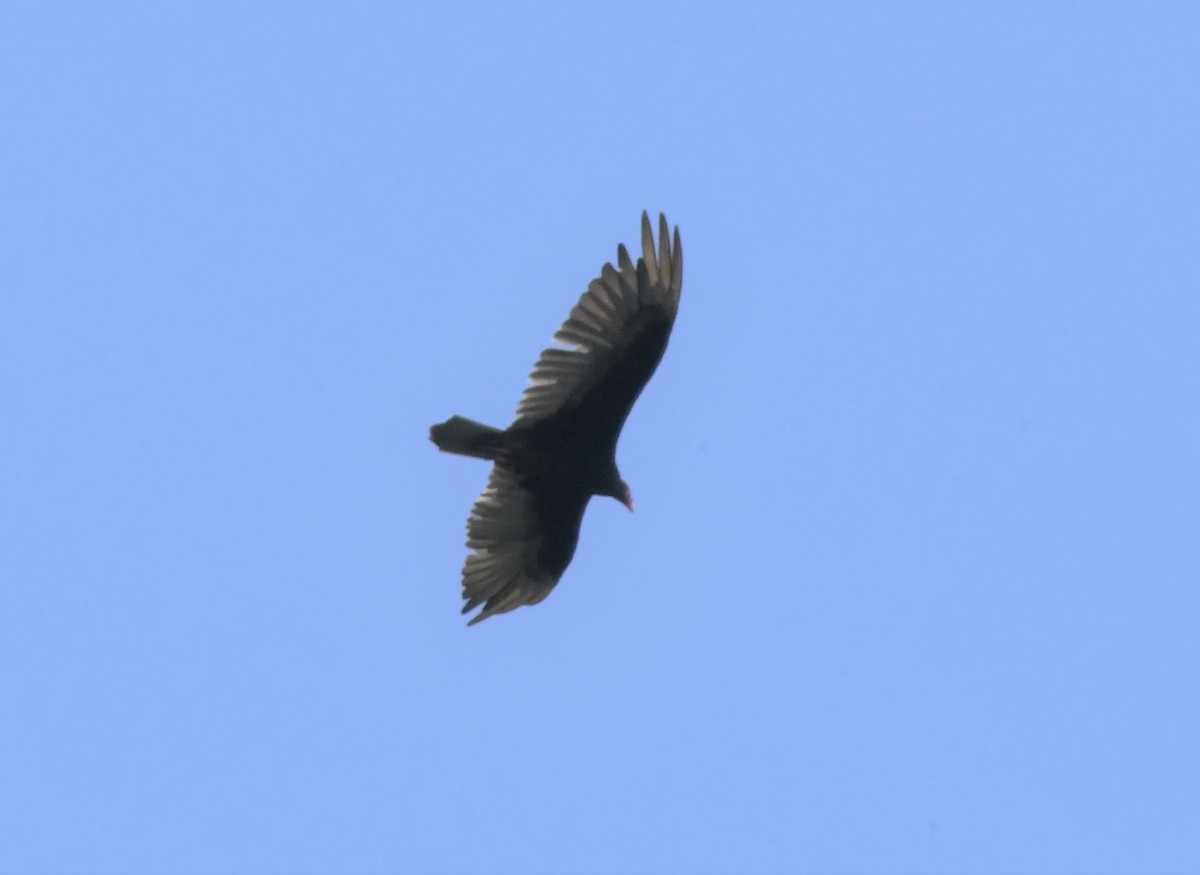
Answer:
671 224 683 294
657 213 670 282
640 211 658 285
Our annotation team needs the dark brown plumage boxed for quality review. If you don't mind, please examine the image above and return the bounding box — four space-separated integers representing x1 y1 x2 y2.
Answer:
430 212 683 625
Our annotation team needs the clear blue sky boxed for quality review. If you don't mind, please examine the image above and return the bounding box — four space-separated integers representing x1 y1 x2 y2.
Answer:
3 4 1198 873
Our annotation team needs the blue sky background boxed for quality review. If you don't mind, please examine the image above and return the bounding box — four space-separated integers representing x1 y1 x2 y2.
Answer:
3 3 1198 873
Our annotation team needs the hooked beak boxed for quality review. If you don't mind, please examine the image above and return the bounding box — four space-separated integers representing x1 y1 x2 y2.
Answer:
621 487 635 512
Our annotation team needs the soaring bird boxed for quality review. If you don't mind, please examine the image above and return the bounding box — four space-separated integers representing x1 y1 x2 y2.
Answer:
431 212 683 624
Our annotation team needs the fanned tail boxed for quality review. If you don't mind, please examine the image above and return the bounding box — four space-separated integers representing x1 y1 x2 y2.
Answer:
429 415 504 460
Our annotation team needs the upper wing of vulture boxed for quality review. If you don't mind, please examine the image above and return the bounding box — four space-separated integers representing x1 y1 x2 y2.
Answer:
512 211 683 442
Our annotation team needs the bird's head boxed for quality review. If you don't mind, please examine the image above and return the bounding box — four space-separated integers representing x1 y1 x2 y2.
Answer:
610 476 634 512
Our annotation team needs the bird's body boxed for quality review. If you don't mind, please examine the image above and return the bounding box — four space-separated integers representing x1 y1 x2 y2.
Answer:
430 212 683 625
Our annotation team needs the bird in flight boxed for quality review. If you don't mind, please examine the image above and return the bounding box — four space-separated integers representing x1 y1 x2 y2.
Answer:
430 212 683 625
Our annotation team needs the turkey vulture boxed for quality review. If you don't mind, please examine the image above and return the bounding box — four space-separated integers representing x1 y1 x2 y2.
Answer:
430 212 683 625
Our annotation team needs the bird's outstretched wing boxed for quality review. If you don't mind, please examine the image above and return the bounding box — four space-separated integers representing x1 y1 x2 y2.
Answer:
460 466 591 625
512 212 683 448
